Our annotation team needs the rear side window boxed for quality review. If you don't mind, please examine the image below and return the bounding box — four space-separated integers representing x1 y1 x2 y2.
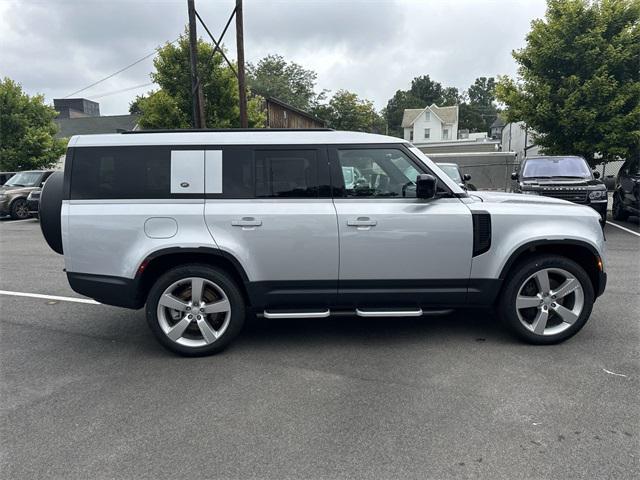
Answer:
70 146 170 199
255 150 319 198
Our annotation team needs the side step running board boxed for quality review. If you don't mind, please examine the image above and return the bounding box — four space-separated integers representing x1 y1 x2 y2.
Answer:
263 310 330 319
356 308 423 317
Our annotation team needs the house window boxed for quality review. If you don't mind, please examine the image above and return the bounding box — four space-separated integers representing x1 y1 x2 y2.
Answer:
424 128 430 139
443 128 449 140
409 130 414 142
424 111 430 121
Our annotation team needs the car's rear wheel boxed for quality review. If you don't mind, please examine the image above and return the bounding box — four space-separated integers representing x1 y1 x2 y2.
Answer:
612 193 629 221
146 265 246 356
10 198 29 220
499 255 594 344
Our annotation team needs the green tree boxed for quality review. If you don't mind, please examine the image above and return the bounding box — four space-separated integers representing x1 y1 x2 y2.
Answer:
317 90 384 132
131 33 265 129
247 54 323 111
459 77 499 133
496 0 640 166
0 78 66 171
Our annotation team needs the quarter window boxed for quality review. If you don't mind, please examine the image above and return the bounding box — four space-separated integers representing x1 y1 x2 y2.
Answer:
255 150 319 198
70 146 171 199
336 148 422 198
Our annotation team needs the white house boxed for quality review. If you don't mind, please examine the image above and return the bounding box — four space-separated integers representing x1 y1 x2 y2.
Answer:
401 104 459 143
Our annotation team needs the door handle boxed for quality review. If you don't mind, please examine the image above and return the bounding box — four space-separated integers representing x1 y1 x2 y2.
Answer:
347 217 377 227
232 217 262 227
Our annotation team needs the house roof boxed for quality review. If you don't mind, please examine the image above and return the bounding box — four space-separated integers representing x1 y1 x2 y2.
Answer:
401 105 458 128
490 115 506 129
54 114 139 138
401 109 424 128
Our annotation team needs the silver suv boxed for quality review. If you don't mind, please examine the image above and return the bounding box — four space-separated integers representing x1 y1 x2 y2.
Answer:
39 130 607 356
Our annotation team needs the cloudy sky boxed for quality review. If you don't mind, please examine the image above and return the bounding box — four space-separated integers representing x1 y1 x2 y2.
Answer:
0 0 547 115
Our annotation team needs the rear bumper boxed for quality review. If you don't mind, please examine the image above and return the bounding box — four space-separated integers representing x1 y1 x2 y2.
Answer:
67 272 144 309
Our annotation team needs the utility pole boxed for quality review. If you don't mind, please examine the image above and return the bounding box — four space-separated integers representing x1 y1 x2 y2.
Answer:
235 0 248 128
187 0 205 128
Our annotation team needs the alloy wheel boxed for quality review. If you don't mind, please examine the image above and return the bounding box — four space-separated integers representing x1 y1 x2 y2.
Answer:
156 277 231 347
515 267 584 336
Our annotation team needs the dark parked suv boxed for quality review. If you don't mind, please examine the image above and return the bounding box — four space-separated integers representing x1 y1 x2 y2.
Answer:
512 156 608 222
0 170 54 219
612 157 640 221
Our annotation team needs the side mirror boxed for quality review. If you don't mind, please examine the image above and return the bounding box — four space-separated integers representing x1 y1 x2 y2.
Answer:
416 174 437 199
463 173 471 181
511 172 519 180
593 170 601 179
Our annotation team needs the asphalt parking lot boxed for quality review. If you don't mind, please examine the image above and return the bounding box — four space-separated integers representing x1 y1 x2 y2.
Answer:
1 216 638 479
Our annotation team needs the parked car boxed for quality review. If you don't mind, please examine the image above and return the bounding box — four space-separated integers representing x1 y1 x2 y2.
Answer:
0 172 17 185
0 170 54 219
436 162 477 191
26 188 42 218
39 131 606 356
612 157 640 221
512 156 608 222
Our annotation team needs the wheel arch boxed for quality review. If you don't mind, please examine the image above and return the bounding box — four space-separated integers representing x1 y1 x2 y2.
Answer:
498 240 604 298
136 248 252 306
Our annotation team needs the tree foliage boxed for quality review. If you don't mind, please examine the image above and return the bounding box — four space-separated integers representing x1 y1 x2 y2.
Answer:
314 90 385 132
247 54 324 111
131 34 265 129
496 0 640 165
459 77 499 133
0 78 66 170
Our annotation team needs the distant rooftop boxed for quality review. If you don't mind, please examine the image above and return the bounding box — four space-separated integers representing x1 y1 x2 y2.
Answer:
54 114 139 138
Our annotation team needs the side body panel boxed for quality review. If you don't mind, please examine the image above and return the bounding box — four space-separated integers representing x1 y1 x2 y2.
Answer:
467 200 606 280
62 200 213 278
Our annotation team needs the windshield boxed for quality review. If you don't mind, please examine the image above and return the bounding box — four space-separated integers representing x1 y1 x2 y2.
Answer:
5 171 43 187
437 164 462 183
522 157 591 179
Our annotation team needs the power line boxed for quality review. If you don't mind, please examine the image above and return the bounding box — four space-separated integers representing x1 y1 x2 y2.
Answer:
86 82 154 100
63 37 180 98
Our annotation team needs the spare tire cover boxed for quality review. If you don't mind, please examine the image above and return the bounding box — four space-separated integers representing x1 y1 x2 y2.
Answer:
39 171 64 254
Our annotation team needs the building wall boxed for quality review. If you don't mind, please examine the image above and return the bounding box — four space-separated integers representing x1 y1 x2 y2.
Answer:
405 109 457 143
501 121 540 162
266 101 325 129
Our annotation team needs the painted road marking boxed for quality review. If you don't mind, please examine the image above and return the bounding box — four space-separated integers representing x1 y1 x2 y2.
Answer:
0 218 36 223
606 221 640 238
0 290 100 305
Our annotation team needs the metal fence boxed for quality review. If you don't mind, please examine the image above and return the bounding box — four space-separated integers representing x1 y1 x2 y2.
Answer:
427 152 518 192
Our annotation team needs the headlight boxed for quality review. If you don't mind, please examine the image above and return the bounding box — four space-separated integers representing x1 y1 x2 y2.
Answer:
589 190 606 200
522 190 539 195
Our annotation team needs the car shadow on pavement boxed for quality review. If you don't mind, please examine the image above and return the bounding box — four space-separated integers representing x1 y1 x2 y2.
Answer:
237 309 512 350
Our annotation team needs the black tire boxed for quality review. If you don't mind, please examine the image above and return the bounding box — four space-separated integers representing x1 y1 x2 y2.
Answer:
498 254 594 345
10 198 29 220
39 171 64 254
146 264 246 356
612 193 629 221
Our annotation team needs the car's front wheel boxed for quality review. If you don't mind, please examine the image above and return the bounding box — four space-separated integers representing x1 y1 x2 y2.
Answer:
146 265 246 356
10 198 29 220
499 255 594 344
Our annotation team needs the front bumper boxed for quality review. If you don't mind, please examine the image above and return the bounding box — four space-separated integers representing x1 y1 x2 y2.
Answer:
26 199 40 215
588 200 608 217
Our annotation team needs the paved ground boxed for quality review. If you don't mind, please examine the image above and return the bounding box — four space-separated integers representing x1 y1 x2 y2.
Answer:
0 216 638 479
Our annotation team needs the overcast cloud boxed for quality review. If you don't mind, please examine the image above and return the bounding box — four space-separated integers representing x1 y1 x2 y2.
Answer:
0 0 547 115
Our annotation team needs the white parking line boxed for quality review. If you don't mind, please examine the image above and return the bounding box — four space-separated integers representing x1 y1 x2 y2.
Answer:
0 290 100 305
1 218 36 223
606 221 640 238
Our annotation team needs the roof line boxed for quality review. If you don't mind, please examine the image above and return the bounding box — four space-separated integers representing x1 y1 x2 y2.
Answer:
121 128 334 134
